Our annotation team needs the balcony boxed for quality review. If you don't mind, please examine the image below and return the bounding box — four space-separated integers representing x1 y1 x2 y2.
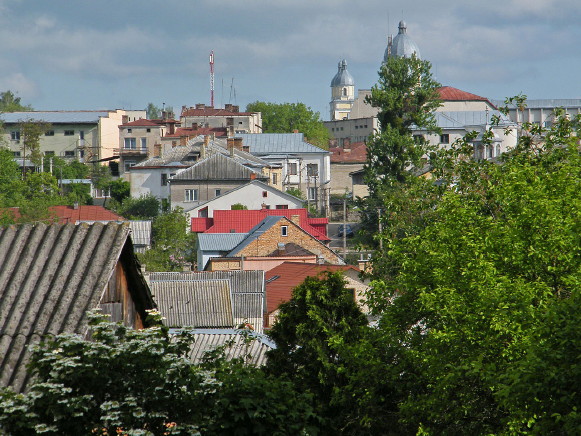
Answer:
117 147 149 156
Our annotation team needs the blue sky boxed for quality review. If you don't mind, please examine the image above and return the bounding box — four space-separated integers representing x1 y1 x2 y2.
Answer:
1 0 580 119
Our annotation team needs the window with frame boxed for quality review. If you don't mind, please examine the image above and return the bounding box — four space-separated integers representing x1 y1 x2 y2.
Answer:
146 128 151 133
64 150 75 158
215 189 221 197
13 151 20 157
262 191 268 198
281 226 288 236
10 131 20 141
185 189 198 202
124 160 136 172
44 151 55 156
307 163 318 177
440 134 450 144
45 130 54 136
276 204 288 209
287 162 298 175
272 173 278 185
161 174 168 186
124 138 137 149
64 130 74 136
308 187 318 201
141 138 147 150
127 128 132 133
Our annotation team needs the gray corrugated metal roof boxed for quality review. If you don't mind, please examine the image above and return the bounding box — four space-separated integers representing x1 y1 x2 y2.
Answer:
227 216 283 257
0 222 150 392
133 144 199 168
237 133 328 155
149 271 265 333
491 99 581 109
197 233 247 251
174 329 274 366
170 153 267 181
0 111 111 124
129 220 152 246
432 111 515 129
150 279 233 328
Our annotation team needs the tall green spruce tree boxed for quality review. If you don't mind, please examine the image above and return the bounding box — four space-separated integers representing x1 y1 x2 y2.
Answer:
359 54 441 248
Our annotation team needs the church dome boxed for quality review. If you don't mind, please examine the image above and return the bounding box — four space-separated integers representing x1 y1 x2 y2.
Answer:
384 20 421 62
331 59 355 87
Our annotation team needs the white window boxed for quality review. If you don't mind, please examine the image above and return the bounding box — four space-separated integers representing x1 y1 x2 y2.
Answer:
141 138 147 150
440 134 450 144
308 187 318 201
10 131 20 141
124 138 136 149
307 163 318 177
124 160 136 172
185 189 198 202
281 226 288 236
287 162 298 175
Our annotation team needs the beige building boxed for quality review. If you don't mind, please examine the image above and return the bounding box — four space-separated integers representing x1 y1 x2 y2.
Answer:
180 104 262 134
0 110 145 162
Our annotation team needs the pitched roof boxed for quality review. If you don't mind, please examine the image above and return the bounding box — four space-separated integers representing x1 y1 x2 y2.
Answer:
164 126 228 138
52 205 126 223
133 144 198 168
433 111 515 129
128 220 152 246
182 329 275 366
236 133 328 155
185 180 304 214
120 118 161 127
437 86 496 108
0 222 154 392
149 271 265 332
227 216 284 257
330 142 367 163
202 208 329 241
150 279 234 328
170 153 268 182
197 233 247 251
264 262 359 315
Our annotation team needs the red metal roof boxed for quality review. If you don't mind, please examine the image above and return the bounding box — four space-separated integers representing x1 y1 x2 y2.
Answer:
265 262 359 315
330 142 367 164
195 209 330 241
3 205 126 224
438 86 490 102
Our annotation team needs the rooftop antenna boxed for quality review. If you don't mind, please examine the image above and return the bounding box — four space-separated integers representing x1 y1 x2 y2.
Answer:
209 50 215 108
229 78 237 105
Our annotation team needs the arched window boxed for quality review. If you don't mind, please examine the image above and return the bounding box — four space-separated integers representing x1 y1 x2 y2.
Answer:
342 88 347 96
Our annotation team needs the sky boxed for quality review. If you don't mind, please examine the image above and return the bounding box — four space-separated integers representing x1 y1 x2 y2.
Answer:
1 0 580 120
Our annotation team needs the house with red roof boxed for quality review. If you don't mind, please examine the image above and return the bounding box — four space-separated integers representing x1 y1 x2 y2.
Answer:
329 140 367 195
191 207 329 242
4 205 126 224
264 262 370 328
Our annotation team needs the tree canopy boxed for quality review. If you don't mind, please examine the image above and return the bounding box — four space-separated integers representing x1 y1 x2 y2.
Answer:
246 101 330 148
0 90 32 112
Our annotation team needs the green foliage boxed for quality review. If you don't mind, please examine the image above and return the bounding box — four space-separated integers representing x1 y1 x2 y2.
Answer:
266 272 396 434
230 202 247 210
285 186 304 200
20 119 52 167
0 310 317 435
109 178 131 203
116 194 160 220
364 54 441 188
365 106 581 434
90 164 113 190
0 90 32 112
146 102 160 119
137 207 196 272
246 101 330 148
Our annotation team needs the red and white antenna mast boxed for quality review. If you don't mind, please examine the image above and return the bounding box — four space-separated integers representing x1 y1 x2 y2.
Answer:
209 50 215 108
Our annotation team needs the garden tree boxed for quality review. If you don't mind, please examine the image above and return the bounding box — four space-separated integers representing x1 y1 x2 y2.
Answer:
357 54 441 248
0 147 25 206
246 101 330 148
115 194 160 220
364 54 441 188
0 310 316 435
146 102 160 119
108 178 130 203
138 207 196 271
365 107 581 434
0 90 32 112
20 119 52 168
230 202 247 210
265 272 399 435
285 186 304 199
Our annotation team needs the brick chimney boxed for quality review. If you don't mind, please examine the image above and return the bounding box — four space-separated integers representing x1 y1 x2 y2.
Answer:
232 105 239 113
196 103 205 110
154 143 161 157
227 138 235 156
224 103 233 111
234 137 243 151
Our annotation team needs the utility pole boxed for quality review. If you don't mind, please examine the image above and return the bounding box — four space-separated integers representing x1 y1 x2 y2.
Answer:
378 208 383 250
209 51 215 108
343 198 347 257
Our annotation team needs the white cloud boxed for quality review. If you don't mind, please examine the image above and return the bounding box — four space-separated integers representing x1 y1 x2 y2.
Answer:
0 73 38 98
